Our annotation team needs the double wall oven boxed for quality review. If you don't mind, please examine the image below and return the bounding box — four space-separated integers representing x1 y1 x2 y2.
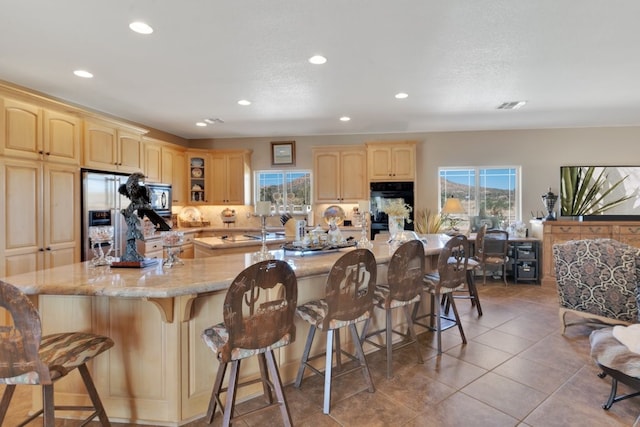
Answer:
369 181 415 239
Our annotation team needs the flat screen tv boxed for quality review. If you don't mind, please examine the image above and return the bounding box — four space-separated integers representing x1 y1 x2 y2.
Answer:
559 166 640 220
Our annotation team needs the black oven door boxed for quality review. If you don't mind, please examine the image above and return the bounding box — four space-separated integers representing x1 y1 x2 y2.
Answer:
369 181 414 238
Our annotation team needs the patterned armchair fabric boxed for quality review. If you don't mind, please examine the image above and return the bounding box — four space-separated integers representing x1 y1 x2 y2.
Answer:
553 238 640 331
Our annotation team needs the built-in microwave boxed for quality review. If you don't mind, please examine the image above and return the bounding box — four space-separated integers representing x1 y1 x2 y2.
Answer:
147 183 172 219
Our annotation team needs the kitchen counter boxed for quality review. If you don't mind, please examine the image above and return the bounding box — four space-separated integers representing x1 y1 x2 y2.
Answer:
0 235 448 425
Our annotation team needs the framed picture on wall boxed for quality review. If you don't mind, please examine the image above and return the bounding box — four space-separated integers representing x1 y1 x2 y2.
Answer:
271 141 296 166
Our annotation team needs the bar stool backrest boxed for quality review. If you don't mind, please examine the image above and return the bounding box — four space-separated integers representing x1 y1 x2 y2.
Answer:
438 235 470 290
221 260 298 362
387 240 425 307
323 249 377 329
0 280 51 384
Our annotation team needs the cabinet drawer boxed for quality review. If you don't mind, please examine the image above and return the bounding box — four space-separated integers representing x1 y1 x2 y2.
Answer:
548 225 581 234
581 225 612 236
144 240 163 252
619 226 640 235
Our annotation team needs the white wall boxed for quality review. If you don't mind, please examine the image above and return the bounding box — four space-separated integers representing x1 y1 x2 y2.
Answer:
191 126 640 221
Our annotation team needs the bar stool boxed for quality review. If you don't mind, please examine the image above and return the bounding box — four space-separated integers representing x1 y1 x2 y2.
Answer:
0 280 114 427
413 235 470 354
201 260 298 426
360 240 424 379
295 249 377 414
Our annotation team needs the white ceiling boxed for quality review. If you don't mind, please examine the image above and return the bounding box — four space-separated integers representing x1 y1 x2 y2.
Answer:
2 1 640 140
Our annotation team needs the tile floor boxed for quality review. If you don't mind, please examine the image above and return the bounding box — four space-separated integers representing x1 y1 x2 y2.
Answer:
3 278 640 426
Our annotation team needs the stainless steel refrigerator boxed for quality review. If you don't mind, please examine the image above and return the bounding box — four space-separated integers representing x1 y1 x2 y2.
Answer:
81 170 130 262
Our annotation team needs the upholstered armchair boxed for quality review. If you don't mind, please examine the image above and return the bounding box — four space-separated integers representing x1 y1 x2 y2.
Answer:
553 238 640 333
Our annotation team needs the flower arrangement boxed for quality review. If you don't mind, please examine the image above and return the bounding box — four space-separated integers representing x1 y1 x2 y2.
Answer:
383 200 413 223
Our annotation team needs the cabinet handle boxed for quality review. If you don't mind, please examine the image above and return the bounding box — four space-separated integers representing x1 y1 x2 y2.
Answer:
38 150 44 155
46 247 51 251
45 152 50 156
39 248 44 252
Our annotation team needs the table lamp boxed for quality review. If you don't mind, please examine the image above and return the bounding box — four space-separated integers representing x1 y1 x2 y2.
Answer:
441 196 466 232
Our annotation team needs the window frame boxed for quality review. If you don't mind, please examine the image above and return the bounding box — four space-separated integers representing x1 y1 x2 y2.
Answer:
253 169 312 208
438 166 521 229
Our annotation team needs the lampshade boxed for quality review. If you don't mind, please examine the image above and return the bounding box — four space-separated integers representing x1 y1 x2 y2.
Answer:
441 197 466 215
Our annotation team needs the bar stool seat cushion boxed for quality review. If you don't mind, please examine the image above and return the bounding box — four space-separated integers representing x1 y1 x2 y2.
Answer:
423 272 465 294
373 285 421 309
202 322 292 361
590 328 640 378
0 332 114 385
297 299 370 330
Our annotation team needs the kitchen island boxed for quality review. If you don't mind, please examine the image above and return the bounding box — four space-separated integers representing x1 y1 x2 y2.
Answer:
0 235 448 426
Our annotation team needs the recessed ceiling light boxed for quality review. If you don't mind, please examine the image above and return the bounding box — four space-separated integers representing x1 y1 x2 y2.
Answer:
238 100 251 106
339 116 351 122
73 70 93 78
497 100 527 110
309 55 327 65
395 92 409 99
196 122 207 127
129 21 153 35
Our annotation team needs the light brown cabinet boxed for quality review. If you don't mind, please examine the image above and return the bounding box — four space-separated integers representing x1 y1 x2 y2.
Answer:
541 220 640 286
210 150 252 205
0 158 79 276
161 145 187 205
0 98 80 164
83 119 146 173
313 146 367 203
366 140 416 181
187 151 209 204
143 137 163 182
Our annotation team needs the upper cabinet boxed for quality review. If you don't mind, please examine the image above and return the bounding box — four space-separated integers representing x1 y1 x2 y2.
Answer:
313 146 367 203
142 137 163 183
0 98 80 164
187 151 210 204
161 145 186 205
210 150 252 205
366 140 416 181
83 118 146 173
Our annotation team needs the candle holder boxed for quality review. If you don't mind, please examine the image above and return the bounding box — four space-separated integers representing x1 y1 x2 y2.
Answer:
89 226 114 267
252 214 274 262
162 231 184 268
357 211 373 249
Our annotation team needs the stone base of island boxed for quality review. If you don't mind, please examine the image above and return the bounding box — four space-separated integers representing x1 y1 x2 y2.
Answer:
0 235 448 426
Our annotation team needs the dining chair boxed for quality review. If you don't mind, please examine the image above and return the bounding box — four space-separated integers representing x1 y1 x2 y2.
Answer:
295 249 377 414
413 235 470 354
478 229 510 285
360 240 424 378
0 280 114 426
201 260 298 426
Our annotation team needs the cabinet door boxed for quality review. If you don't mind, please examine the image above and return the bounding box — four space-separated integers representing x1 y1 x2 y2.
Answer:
43 163 79 268
314 151 341 202
84 120 118 171
391 145 415 180
339 149 367 201
1 98 41 160
367 146 392 180
209 153 227 204
0 158 42 276
117 131 143 173
143 140 162 182
43 109 81 165
188 153 208 203
225 152 248 205
161 146 186 205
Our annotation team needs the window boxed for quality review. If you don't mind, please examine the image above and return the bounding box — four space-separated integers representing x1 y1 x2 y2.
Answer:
254 170 312 210
439 167 520 231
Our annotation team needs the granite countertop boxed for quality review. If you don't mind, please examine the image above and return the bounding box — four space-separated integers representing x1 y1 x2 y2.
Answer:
0 234 450 299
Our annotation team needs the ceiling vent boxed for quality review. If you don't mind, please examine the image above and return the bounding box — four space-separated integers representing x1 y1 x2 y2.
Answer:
203 117 224 124
497 101 527 110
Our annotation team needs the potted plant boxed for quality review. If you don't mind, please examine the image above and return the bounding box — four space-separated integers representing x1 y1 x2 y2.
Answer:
414 209 444 234
560 166 632 216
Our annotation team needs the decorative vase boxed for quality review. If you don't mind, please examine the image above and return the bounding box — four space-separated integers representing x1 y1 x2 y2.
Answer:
389 215 405 238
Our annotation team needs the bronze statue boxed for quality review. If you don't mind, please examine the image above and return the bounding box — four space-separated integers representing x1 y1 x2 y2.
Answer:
118 173 170 262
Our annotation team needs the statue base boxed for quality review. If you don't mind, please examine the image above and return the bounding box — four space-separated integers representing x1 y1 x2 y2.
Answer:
111 259 158 268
